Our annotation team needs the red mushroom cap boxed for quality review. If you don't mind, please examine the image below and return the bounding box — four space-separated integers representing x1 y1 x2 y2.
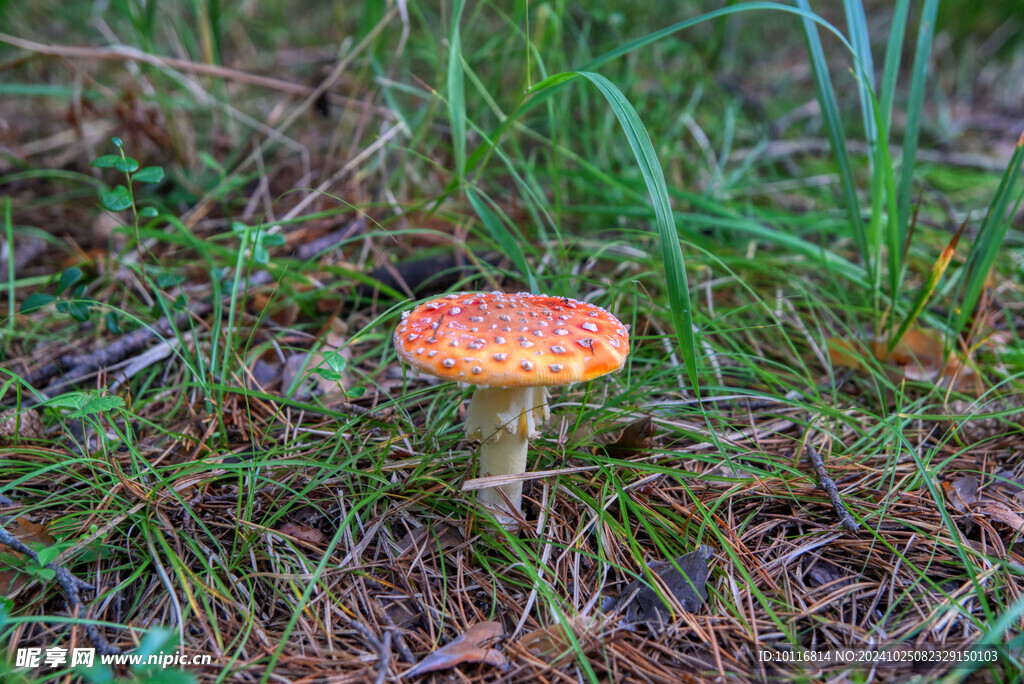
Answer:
394 292 630 387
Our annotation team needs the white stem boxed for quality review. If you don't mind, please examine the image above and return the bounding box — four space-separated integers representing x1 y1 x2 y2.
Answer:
464 385 550 527
475 426 529 523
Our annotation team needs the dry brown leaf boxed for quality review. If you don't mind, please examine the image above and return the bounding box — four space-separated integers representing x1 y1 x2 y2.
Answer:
944 475 980 514
396 523 464 557
827 328 978 393
402 621 506 678
599 416 657 459
519 616 600 661
603 546 711 630
276 522 325 544
0 516 56 598
978 502 1024 533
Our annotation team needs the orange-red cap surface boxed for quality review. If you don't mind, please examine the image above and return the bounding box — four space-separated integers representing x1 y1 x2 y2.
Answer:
394 292 630 387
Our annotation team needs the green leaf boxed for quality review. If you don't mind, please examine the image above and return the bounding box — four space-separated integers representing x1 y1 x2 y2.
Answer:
576 71 700 395
111 136 123 148
57 266 83 295
315 369 342 382
797 0 866 261
951 134 1024 338
896 0 939 242
91 154 121 169
101 185 132 212
55 300 69 313
68 394 125 418
156 272 184 288
68 301 91 322
33 568 55 582
20 292 55 313
172 294 188 311
113 157 139 173
105 312 122 334
262 233 286 247
133 166 164 183
44 393 87 410
139 206 160 218
325 352 347 373
253 243 269 264
35 545 60 567
346 386 367 398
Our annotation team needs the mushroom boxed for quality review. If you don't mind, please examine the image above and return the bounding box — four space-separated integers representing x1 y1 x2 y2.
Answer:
394 291 630 525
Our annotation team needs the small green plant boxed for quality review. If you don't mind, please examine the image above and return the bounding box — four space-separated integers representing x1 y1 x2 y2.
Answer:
19 266 92 321
230 221 285 266
91 137 165 222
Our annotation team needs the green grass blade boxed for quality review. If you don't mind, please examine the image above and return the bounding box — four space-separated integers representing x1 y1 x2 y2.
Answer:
889 217 968 351
465 185 538 293
896 0 939 237
843 0 876 154
447 0 467 184
951 134 1024 339
574 71 699 395
796 0 867 261
464 4 855 190
879 0 910 134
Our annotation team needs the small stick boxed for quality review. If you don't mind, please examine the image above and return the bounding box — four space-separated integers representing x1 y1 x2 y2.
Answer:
348 618 392 683
804 441 860 533
0 497 121 655
381 610 416 664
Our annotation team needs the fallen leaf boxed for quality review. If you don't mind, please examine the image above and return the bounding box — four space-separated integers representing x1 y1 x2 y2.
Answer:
276 522 324 544
599 417 657 459
827 328 978 393
978 502 1024 533
395 523 464 558
519 615 600 661
944 475 980 514
603 546 711 630
402 621 506 678
802 556 851 589
0 516 56 598
248 357 280 391
382 598 421 629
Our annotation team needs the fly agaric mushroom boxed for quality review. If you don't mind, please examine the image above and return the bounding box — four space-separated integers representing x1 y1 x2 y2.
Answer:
394 291 630 525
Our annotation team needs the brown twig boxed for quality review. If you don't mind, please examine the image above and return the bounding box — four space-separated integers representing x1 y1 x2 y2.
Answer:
804 440 861 533
347 618 392 684
19 270 278 399
0 494 121 655
381 608 416 664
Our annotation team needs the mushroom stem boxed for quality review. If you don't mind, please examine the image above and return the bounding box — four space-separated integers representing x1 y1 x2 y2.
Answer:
465 385 550 526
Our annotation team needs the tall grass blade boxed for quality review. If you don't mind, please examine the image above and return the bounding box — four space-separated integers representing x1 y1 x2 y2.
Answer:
796 0 867 261
889 216 968 351
466 4 855 186
447 0 467 184
896 0 939 238
879 0 910 134
574 72 699 394
843 0 876 156
951 134 1024 339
